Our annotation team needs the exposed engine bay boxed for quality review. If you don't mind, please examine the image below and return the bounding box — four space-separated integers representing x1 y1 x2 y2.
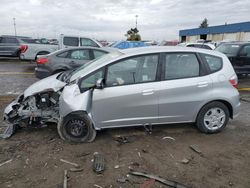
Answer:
4 91 61 128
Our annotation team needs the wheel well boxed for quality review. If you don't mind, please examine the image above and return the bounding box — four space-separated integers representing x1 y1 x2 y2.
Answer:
52 69 66 74
197 100 233 120
37 51 50 55
35 51 50 60
215 100 233 119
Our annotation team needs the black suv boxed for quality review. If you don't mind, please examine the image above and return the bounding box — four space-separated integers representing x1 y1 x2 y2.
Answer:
0 35 30 58
215 42 250 76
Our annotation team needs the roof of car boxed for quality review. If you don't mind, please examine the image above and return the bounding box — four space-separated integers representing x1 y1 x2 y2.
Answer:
120 46 222 56
70 46 227 81
219 42 250 45
52 46 119 55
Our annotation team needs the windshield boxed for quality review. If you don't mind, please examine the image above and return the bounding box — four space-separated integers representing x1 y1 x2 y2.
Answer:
70 51 123 81
215 44 240 56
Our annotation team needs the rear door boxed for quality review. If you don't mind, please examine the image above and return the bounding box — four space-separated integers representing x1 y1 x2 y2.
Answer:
158 52 213 123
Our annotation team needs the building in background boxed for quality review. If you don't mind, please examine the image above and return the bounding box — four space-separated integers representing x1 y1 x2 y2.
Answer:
179 21 250 43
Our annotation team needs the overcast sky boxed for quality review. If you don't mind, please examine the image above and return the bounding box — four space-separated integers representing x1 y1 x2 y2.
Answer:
0 0 249 41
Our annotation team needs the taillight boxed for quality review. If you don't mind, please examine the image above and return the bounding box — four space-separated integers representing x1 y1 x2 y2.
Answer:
20 45 28 53
229 75 238 89
37 58 48 64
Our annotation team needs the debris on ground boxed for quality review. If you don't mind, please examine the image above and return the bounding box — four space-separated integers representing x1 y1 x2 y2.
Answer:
60 159 80 168
180 158 190 164
69 167 84 172
113 135 130 145
0 159 13 167
141 178 155 188
75 152 91 158
138 152 141 158
144 125 153 134
162 136 176 141
114 165 120 169
117 176 128 184
129 170 191 188
94 184 103 188
93 152 105 174
189 144 202 154
142 149 149 153
0 122 17 139
63 170 68 188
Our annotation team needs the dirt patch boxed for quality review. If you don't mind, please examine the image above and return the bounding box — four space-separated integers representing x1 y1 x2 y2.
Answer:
0 96 250 188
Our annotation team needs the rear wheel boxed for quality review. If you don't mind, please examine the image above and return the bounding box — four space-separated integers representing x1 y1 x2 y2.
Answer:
57 113 96 143
196 102 229 133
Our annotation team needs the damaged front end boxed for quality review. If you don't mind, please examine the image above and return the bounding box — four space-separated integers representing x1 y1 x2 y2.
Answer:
4 92 61 125
1 73 67 138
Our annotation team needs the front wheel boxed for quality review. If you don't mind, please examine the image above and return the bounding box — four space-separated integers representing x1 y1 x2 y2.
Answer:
196 102 229 133
57 113 96 143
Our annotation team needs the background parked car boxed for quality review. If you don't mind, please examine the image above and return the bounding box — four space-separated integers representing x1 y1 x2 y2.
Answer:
215 42 250 76
109 40 149 49
0 35 31 58
35 47 116 79
178 42 216 50
20 34 103 61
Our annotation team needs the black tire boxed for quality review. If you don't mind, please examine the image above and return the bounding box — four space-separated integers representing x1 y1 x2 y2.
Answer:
57 112 96 143
196 102 229 133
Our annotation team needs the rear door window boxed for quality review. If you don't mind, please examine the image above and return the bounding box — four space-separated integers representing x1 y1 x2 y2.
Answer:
80 38 99 47
63 37 79 46
164 53 200 80
69 49 90 60
93 50 107 58
57 51 68 58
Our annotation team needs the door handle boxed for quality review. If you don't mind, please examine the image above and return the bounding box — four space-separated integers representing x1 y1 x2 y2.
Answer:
142 89 154 95
197 81 208 88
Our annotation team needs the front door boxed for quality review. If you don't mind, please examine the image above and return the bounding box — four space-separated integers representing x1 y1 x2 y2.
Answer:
91 54 160 129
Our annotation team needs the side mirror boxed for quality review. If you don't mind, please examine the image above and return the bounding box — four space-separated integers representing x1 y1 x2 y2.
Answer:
96 78 104 89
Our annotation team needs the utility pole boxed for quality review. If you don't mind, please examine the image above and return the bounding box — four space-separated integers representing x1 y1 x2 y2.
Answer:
13 18 17 36
135 15 138 28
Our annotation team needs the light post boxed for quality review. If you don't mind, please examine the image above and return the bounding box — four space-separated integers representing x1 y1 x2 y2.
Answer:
135 15 138 28
13 18 17 36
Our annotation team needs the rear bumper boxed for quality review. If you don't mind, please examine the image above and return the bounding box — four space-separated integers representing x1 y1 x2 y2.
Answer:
35 67 51 79
231 93 241 119
232 101 240 119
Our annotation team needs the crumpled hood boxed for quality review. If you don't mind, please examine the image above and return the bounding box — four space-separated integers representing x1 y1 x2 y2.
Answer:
24 73 66 98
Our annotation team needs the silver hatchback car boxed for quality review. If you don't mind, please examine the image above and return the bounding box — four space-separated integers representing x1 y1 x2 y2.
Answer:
4 47 240 142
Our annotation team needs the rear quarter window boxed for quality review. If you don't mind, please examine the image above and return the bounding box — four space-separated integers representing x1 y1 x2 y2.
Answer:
202 54 222 73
